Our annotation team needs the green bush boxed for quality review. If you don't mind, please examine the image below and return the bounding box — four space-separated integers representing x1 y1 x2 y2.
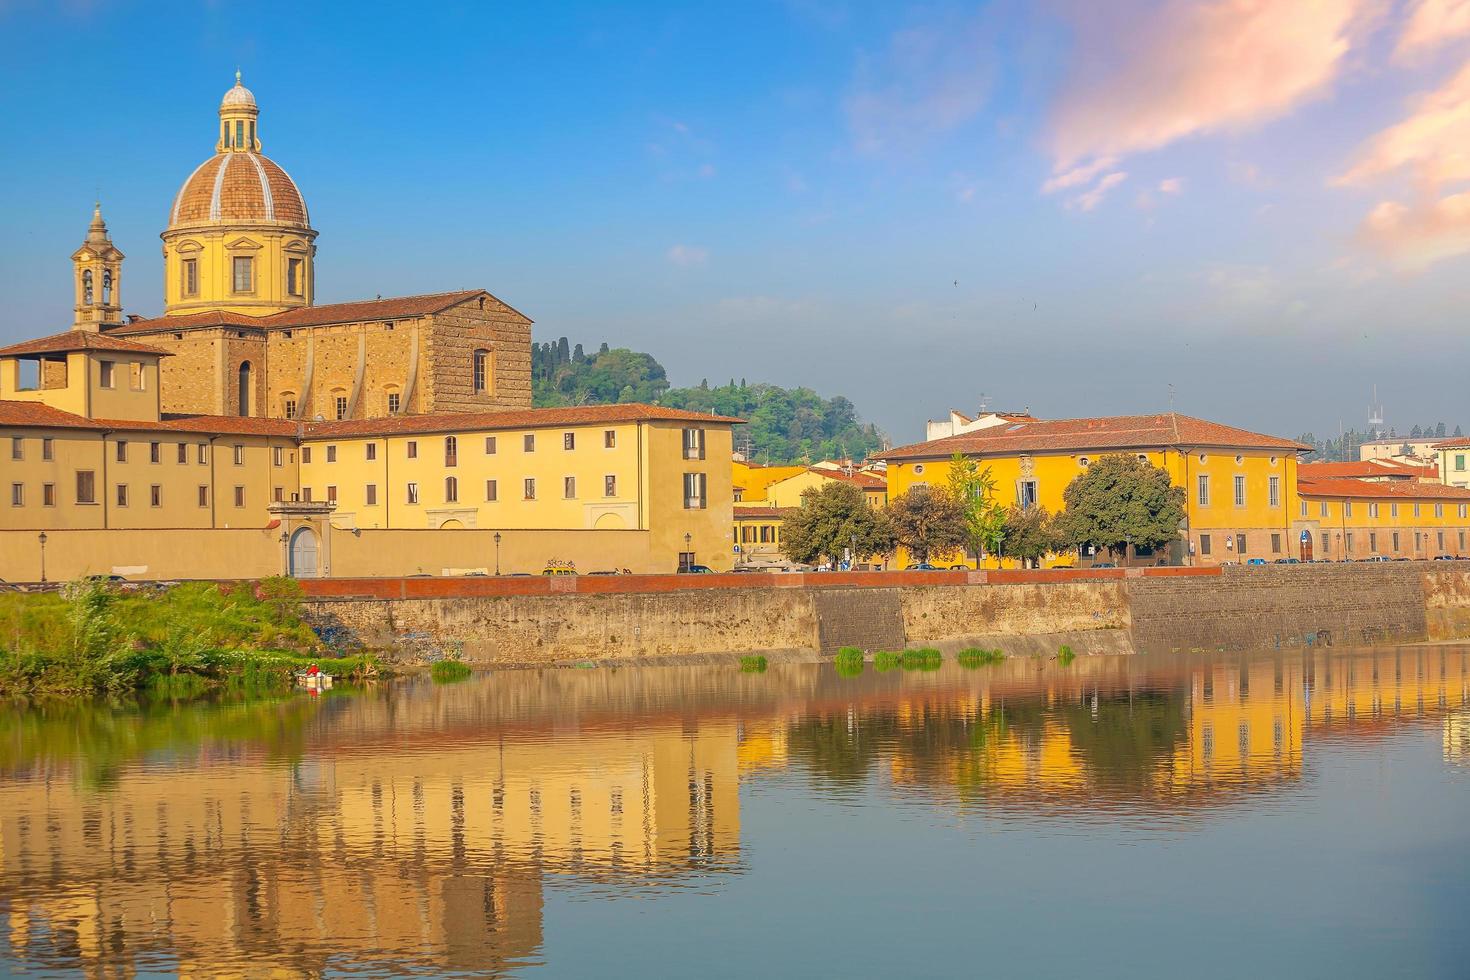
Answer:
900 648 943 671
431 660 472 683
834 647 864 677
739 655 768 673
1057 645 1076 666
956 647 1006 668
873 650 902 673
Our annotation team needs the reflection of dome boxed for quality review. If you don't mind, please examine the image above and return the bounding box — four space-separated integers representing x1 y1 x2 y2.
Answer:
220 73 256 108
168 153 309 228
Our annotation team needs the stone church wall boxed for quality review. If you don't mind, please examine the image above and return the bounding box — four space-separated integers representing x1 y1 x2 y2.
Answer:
424 297 532 414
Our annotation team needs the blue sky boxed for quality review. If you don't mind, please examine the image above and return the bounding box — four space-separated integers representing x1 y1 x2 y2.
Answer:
3 0 1470 444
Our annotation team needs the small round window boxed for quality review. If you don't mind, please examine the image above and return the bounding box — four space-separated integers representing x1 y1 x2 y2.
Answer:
1269 456 1278 466
1235 455 1244 465
1079 456 1090 467
1199 453 1208 463
913 464 925 475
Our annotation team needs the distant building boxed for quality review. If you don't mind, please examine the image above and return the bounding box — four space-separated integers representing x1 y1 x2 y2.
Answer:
1359 437 1440 464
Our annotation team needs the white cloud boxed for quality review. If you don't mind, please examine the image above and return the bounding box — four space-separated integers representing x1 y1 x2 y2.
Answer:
1158 177 1185 194
666 244 709 268
1068 171 1128 211
1041 156 1120 194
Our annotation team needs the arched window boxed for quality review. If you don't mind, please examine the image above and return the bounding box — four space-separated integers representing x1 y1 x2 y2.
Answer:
237 362 252 416
82 269 93 305
473 349 490 393
445 476 459 503
444 435 458 467
102 269 112 305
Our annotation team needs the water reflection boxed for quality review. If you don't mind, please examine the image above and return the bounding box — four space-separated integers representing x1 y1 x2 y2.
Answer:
1 646 1467 976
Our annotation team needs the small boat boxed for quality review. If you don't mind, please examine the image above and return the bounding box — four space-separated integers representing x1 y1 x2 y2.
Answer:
295 670 334 692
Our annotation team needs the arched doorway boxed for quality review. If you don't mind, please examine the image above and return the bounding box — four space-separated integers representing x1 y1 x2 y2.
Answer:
237 361 252 416
289 526 319 578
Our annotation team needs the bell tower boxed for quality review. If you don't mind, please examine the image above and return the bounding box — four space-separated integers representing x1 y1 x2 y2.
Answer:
71 203 124 332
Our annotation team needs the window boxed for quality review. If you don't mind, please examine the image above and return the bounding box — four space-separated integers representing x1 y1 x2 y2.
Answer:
366 443 377 461
473 349 490 393
605 475 617 497
484 436 497 454
1459 455 1467 472
237 362 251 416
1236 533 1247 554
284 398 297 420
1268 476 1280 508
99 360 114 389
387 393 400 414
182 258 198 297
1435 503 1445 518
1391 503 1399 518
41 438 52 461
444 436 458 467
233 444 245 466
682 427 706 460
116 484 128 507
325 445 337 463
1319 502 1328 517
1199 534 1211 556
563 432 576 451
1369 503 1379 518
148 441 161 464
1393 531 1401 552
1346 532 1354 553
365 484 378 506
445 477 458 503
1233 475 1246 507
1197 475 1210 506
524 478 536 500
197 485 209 507
42 483 55 507
150 485 162 507
234 486 246 507
76 470 96 504
273 486 284 503
130 362 145 391
524 434 535 452
1017 479 1038 510
115 440 128 463
1271 533 1282 554
684 472 708 509
232 255 253 293
1439 530 1446 551
1460 504 1468 520
173 443 185 464
287 257 303 297
335 396 348 420
1370 531 1377 552
406 482 419 504
302 487 313 502
302 447 312 464
604 430 616 448
273 446 283 467
1344 501 1353 518
1414 503 1422 518
1300 501 1308 517
485 479 497 501
325 485 337 504
9 483 21 507
7 437 23 461
564 476 576 499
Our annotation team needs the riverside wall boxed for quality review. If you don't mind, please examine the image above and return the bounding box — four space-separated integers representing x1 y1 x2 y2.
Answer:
300 563 1470 666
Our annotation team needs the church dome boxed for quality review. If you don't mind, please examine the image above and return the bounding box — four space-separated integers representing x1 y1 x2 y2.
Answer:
168 152 309 228
220 72 256 108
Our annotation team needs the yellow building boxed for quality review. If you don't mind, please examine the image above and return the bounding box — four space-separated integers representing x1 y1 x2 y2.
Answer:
730 459 805 502
759 466 887 509
881 413 1308 566
733 504 790 565
1433 436 1470 489
1295 476 1470 560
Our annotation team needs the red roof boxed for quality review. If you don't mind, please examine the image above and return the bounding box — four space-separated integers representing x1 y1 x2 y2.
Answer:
0 330 171 358
809 467 887 490
106 290 523 336
734 505 792 519
882 414 1307 460
1434 437 1470 449
0 401 109 430
1299 460 1433 481
1297 477 1470 500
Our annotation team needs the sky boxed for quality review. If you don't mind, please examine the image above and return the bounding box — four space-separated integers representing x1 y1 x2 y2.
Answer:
3 0 1470 445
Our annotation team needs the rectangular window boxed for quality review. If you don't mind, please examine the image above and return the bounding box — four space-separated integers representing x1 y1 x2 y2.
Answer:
130 362 145 391
182 258 198 297
406 482 419 505
302 446 312 464
150 441 161 464
564 476 576 499
41 438 52 461
1233 475 1246 507
485 479 497 501
325 445 337 463
234 486 246 507
387 393 400 414
335 396 348 420
1368 502 1379 518
1199 533 1211 556
302 487 312 502
443 477 458 503
287 257 303 297
684 472 708 510
1460 504 1468 520
284 399 297 419
444 436 457 467
177 443 187 464
1439 530 1446 552
1458 454 1467 472
9 483 21 507
273 446 283 467
365 443 377 461
115 440 128 463
42 483 55 507
1271 533 1282 554
233 444 245 466
1236 533 1247 555
9 437 20 460
116 484 128 507
273 486 284 503
485 436 497 454
232 255 253 293
604 430 616 448
564 432 576 450
150 484 162 507
406 441 417 459
1017 479 1038 509
1346 531 1354 553
1300 501 1308 518
1268 476 1280 508
1414 503 1422 518
1344 501 1353 518
76 470 96 504
473 350 489 392
524 478 536 500
682 427 706 460
1393 531 1401 552
1391 503 1399 518
1197 475 1209 507
1370 531 1378 552
326 485 337 504
605 474 616 497
524 434 535 453
365 484 377 506
1435 503 1445 518
99 360 115 389
197 485 209 508
1320 502 1328 517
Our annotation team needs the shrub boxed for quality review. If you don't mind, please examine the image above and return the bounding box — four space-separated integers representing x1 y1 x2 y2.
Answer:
739 655 768 673
900 647 943 671
431 660 472 683
1057 645 1076 666
873 651 902 673
956 647 1005 668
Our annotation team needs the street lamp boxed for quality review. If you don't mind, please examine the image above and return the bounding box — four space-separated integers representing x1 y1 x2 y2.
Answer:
279 530 289 576
494 531 502 576
685 532 693 571
37 531 47 585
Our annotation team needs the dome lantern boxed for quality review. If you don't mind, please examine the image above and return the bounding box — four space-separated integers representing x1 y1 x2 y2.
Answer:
218 70 261 153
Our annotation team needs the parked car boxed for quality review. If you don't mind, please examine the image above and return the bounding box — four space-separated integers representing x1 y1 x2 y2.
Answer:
949 564 969 570
905 562 939 571
1434 554 1459 560
1091 562 1117 569
678 564 716 574
1246 557 1268 566
1273 558 1301 564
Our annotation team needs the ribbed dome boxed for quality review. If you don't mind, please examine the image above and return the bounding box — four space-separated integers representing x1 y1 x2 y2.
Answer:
221 71 256 108
168 152 309 228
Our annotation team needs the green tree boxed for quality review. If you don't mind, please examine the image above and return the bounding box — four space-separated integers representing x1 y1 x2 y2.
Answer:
1053 454 1185 562
945 453 1006 565
780 482 894 566
1000 505 1063 567
889 486 967 564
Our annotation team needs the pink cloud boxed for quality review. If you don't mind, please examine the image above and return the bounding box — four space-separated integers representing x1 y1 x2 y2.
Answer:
1069 171 1128 211
1336 58 1470 187
1396 0 1470 59
1359 191 1470 266
1047 0 1369 171
1040 155 1119 194
1158 177 1185 194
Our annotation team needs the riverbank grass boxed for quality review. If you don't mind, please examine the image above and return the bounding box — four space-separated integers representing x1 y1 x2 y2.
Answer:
956 647 1006 668
430 660 472 683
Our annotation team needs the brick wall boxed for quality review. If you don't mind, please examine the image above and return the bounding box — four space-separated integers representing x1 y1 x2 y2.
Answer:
814 588 904 654
424 297 532 414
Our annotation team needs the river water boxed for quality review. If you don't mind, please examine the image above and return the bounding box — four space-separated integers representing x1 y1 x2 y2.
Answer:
1 647 1468 978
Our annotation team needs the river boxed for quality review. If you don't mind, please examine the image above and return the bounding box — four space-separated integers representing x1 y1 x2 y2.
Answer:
1 646 1468 978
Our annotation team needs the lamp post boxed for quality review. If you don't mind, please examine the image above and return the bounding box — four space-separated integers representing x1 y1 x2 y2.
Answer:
685 532 693 571
494 531 502 576
279 529 289 576
37 531 47 585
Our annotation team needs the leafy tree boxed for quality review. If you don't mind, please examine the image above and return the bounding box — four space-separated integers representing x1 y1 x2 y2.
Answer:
1437 422 1448 438
889 486 967 564
1411 424 1423 438
780 482 893 566
1001 505 1063 568
1053 454 1185 562
945 453 1006 565
1456 425 1464 438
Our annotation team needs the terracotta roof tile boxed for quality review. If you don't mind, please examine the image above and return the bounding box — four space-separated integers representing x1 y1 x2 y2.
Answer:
809 467 887 489
107 290 509 336
0 330 171 358
0 401 104 430
169 152 309 228
1297 477 1470 500
303 404 742 438
1299 461 1432 480
881 414 1307 460
734 505 793 519
1434 437 1470 449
